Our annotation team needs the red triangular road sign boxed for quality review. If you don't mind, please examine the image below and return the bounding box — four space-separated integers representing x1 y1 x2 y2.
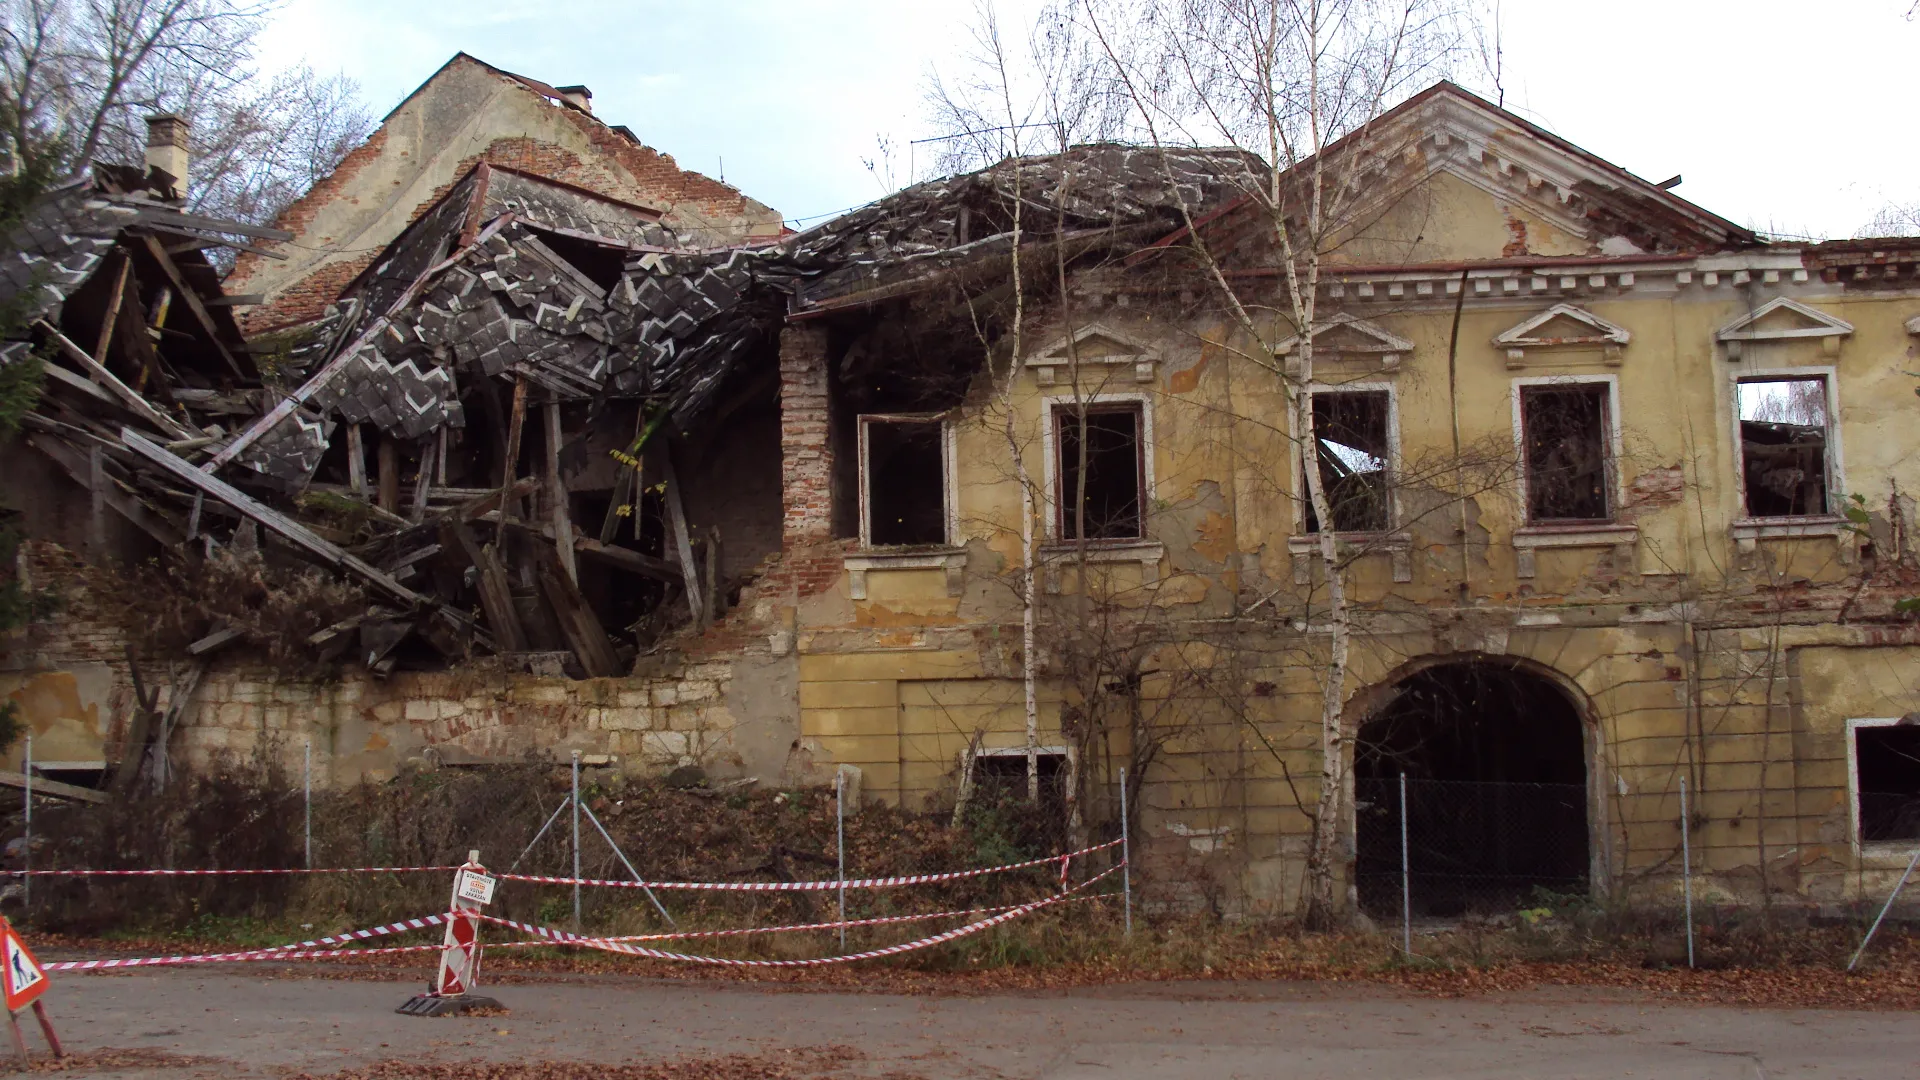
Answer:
0 919 47 1012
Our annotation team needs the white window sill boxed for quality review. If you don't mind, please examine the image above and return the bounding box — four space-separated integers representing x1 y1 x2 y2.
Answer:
1511 523 1638 579
1729 516 1851 564
1857 840 1920 864
1286 532 1412 583
844 548 967 600
1037 540 1164 594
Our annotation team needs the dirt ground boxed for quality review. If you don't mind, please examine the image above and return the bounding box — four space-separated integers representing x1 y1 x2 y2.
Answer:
18 967 1920 1080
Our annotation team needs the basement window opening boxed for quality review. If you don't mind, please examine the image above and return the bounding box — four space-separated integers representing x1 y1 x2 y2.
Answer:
859 416 949 547
1853 720 1920 845
1738 376 1830 518
1521 383 1612 523
972 748 1068 801
1055 403 1145 541
1303 389 1391 534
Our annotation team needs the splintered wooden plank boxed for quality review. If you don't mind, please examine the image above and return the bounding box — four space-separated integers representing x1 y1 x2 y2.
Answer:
445 521 528 653
535 541 620 677
35 321 197 441
544 401 577 583
661 453 704 627
500 377 528 517
120 428 423 607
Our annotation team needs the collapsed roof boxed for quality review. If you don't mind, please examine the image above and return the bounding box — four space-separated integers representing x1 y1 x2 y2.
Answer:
4 142 1258 682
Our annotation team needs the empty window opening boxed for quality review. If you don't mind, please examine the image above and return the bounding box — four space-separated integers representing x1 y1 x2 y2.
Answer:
1354 661 1590 919
963 749 1071 852
860 417 948 546
1739 377 1829 518
1521 384 1611 523
1303 390 1391 533
1855 722 1920 844
1056 404 1144 541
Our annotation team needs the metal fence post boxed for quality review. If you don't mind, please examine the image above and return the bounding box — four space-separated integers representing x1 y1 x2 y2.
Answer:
571 750 582 930
304 736 313 870
1400 771 1411 955
1119 766 1132 937
836 769 847 951
1680 775 1693 969
21 733 29 911
1849 846 1920 972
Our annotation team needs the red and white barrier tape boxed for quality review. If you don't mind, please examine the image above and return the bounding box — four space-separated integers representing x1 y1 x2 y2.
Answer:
479 863 1124 967
9 865 457 878
487 893 1109 947
42 914 448 971
496 838 1123 893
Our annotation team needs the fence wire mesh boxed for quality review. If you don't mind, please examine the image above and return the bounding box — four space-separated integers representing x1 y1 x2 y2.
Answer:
1355 777 1590 919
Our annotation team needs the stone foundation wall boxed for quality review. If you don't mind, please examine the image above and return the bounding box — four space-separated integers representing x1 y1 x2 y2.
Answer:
2 542 802 787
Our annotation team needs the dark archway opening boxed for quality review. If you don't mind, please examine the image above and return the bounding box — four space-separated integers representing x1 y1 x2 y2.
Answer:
1354 660 1590 919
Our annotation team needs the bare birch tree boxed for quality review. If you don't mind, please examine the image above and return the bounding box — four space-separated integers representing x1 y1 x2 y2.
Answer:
1071 0 1477 927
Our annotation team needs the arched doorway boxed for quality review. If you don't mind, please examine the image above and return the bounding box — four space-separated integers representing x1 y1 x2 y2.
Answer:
1353 657 1591 918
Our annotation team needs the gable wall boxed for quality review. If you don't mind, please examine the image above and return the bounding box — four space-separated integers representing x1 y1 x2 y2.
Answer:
229 57 782 332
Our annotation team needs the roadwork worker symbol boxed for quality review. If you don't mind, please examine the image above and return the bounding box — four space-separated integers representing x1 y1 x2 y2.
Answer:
0 919 47 1012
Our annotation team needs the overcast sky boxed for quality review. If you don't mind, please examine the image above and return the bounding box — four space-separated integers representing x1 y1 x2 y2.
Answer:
256 1 1919 240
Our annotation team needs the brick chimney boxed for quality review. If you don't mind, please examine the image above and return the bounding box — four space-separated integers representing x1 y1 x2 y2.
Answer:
145 113 189 197
553 85 593 114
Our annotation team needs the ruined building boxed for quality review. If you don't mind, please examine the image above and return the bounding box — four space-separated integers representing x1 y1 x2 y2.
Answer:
5 77 1920 918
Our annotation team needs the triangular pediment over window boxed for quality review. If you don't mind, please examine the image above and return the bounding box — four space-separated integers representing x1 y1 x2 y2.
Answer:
1275 313 1413 374
1494 304 1630 368
1027 324 1157 385
1716 298 1852 360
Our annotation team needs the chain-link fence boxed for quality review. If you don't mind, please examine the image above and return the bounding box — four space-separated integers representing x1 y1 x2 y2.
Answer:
1355 776 1590 920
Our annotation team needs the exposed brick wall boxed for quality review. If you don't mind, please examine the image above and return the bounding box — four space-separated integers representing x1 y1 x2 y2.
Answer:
780 325 833 547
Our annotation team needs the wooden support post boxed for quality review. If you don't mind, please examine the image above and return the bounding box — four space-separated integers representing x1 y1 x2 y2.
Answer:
377 436 399 514
447 522 528 653
436 426 449 486
500 378 528 519
87 446 105 555
661 452 704 627
112 646 157 795
544 402 577 584
347 424 366 495
704 527 722 627
409 438 435 524
91 253 132 372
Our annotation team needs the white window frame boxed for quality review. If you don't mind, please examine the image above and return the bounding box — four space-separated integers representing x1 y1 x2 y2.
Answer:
1846 716 1920 856
1729 365 1843 524
1511 374 1625 525
1290 380 1400 536
856 413 957 549
1039 391 1155 544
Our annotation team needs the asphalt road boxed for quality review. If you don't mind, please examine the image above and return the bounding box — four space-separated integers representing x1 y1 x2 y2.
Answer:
30 969 1920 1078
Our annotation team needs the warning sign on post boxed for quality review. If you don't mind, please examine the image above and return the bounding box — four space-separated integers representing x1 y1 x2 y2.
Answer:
0 918 47 1012
455 870 496 906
